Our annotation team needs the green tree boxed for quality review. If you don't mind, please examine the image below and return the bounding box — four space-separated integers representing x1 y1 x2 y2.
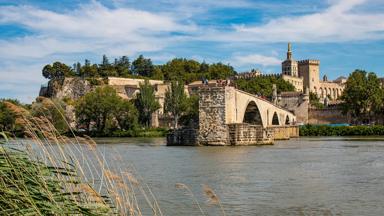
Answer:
309 92 324 109
179 94 199 127
115 56 131 77
151 66 164 80
132 55 155 77
82 60 99 77
42 62 74 79
0 100 16 131
164 81 188 129
162 58 201 82
207 62 236 80
341 70 383 124
134 80 160 128
234 75 295 98
114 100 138 130
31 97 69 134
75 86 120 133
99 55 117 77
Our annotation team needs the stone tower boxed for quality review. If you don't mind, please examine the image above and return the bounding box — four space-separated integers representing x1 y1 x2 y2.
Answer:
281 43 298 77
298 59 320 93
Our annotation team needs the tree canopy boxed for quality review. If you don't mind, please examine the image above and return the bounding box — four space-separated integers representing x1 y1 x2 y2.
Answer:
75 86 138 133
164 81 188 129
341 70 383 124
134 80 160 128
42 55 237 84
234 75 295 98
42 62 74 79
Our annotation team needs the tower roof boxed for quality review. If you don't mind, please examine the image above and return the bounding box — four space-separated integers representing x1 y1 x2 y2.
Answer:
287 42 292 60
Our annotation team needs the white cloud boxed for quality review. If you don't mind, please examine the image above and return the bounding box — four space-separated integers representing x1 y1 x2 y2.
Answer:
0 1 196 59
232 54 281 67
202 0 384 42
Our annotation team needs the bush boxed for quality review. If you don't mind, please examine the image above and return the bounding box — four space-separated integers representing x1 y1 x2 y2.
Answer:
300 125 384 136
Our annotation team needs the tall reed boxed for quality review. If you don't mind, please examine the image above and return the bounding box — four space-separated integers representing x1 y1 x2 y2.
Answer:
0 100 162 215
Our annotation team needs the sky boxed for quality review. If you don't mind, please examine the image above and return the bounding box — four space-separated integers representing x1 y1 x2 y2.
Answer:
1 0 384 103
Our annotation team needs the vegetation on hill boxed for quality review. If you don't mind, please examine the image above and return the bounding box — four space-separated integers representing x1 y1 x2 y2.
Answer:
234 75 295 98
42 55 236 84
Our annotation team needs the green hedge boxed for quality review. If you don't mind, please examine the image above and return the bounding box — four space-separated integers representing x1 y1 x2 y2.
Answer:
300 125 384 136
74 127 169 138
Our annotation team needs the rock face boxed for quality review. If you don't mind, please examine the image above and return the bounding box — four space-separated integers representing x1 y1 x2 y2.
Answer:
39 78 93 100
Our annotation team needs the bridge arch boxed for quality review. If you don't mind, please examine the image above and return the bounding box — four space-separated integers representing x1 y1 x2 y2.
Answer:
243 101 263 125
272 112 280 125
285 115 290 125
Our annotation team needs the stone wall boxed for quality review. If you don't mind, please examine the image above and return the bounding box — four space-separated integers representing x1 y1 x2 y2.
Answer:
308 108 350 124
270 126 299 140
197 87 229 145
228 124 273 145
167 127 198 146
277 92 309 124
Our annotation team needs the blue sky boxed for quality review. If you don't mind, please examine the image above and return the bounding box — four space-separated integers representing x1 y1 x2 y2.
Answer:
1 0 384 102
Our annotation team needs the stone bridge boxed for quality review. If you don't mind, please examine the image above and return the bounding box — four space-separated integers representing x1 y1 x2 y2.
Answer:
198 86 298 145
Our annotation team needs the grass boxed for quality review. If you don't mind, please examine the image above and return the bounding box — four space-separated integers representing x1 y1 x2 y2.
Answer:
0 100 227 215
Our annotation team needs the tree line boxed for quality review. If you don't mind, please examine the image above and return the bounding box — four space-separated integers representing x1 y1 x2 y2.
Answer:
42 55 236 83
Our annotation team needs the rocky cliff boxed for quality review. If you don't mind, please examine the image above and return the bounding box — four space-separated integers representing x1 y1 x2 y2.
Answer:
39 78 93 100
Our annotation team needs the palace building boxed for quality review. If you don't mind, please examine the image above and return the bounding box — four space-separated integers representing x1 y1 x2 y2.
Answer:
281 43 345 100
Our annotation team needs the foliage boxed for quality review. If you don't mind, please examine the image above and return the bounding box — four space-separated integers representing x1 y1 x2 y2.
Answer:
300 125 384 136
0 104 163 215
131 55 155 77
31 97 70 134
340 70 383 123
234 75 295 98
75 86 137 133
42 56 237 84
0 101 16 131
42 61 74 79
164 81 188 128
134 80 160 128
0 146 113 215
179 95 199 127
161 58 236 83
309 92 324 109
114 99 138 131
111 127 168 137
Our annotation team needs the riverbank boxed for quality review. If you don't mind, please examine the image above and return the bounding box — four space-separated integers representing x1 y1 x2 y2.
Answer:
73 127 169 138
300 125 384 136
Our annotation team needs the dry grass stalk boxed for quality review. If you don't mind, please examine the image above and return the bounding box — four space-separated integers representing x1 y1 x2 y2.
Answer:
0 100 169 216
203 184 226 216
175 183 207 216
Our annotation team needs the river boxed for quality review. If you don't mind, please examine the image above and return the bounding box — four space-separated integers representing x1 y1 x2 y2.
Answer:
79 137 384 216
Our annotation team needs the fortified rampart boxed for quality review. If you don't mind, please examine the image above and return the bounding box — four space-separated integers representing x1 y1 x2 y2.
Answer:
308 108 350 124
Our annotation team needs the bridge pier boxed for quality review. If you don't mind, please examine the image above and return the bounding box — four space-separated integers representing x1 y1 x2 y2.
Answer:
166 86 299 146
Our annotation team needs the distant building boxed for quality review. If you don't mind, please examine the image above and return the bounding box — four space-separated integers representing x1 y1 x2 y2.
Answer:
234 69 262 79
281 43 345 100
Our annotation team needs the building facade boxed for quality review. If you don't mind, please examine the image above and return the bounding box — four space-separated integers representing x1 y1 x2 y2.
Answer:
281 43 345 100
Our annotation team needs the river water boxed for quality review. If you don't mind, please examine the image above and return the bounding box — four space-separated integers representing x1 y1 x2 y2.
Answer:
84 137 384 216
